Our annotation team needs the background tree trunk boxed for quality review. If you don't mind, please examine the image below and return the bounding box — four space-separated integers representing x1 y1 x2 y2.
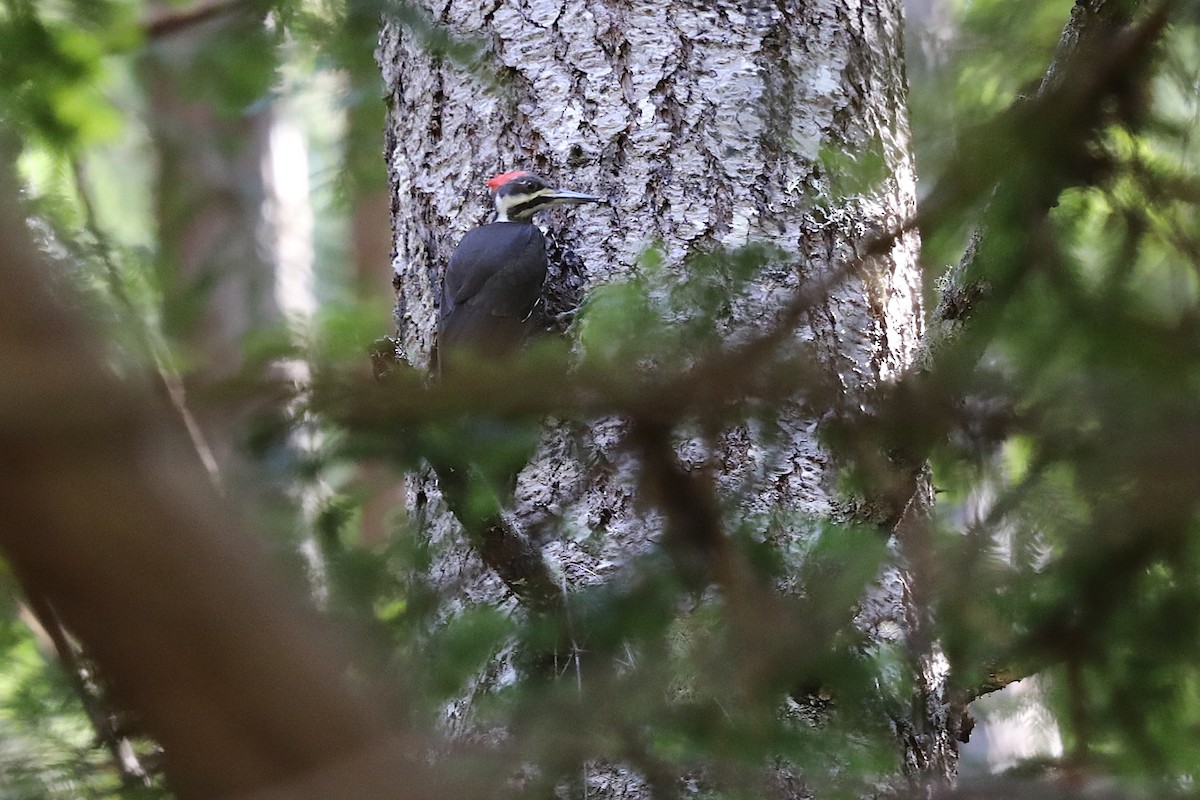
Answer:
381 0 951 792
141 3 280 481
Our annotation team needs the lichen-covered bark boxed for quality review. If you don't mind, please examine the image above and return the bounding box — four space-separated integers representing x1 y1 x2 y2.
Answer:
381 0 948 791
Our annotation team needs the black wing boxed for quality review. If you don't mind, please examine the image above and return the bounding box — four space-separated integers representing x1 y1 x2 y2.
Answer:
438 222 548 365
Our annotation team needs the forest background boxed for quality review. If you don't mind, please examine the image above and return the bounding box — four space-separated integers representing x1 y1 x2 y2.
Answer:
0 0 1199 798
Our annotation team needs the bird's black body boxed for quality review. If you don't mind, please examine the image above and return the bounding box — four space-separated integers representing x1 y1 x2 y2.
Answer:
435 171 604 374
438 221 547 366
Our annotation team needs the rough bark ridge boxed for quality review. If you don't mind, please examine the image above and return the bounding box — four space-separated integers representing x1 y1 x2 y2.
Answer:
381 0 945 788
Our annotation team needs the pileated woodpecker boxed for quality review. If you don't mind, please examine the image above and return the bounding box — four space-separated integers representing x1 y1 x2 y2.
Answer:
428 172 603 609
437 170 605 372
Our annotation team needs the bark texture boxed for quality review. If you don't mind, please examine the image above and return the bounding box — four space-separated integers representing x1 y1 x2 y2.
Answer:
382 0 948 791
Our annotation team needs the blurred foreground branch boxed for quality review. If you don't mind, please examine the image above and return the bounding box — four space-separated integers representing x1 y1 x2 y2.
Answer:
0 191 438 797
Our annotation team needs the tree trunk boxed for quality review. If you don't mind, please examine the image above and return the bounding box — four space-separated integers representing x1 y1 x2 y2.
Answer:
141 3 280 480
381 0 950 793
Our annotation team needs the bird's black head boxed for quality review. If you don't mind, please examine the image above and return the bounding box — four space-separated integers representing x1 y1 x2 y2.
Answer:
487 170 605 222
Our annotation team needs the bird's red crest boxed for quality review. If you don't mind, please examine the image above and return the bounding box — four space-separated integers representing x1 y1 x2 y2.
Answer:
486 170 529 191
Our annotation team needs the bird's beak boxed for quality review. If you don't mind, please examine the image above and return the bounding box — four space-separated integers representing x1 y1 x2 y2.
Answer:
545 189 607 206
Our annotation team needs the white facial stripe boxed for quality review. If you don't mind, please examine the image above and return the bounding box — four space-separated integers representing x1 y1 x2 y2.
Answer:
495 187 554 221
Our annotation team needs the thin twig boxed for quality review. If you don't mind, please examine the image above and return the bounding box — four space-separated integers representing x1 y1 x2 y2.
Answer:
21 587 151 788
71 159 224 492
143 0 245 38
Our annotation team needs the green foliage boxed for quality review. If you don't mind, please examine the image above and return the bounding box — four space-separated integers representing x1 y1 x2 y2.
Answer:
0 584 163 798
0 0 138 149
578 243 784 374
911 9 1200 786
